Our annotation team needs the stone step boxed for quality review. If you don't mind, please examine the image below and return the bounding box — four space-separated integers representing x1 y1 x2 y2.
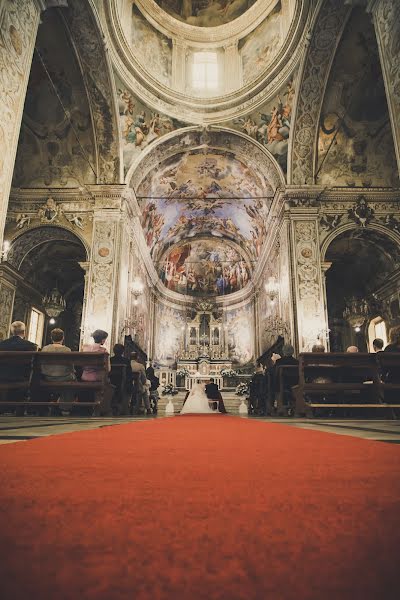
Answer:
157 392 248 414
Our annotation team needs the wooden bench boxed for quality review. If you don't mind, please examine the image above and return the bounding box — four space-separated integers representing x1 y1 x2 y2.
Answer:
295 353 400 417
0 351 108 416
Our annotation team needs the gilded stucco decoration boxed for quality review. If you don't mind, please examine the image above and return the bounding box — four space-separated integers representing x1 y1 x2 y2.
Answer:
290 0 350 185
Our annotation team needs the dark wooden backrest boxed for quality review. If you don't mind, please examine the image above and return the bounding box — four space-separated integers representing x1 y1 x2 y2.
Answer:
298 353 380 385
0 351 36 384
377 352 400 368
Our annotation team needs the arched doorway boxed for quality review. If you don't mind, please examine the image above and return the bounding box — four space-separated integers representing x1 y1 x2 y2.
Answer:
7 226 87 349
324 228 400 351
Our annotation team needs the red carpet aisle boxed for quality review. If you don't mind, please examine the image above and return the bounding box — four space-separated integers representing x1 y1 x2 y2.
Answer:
0 416 399 600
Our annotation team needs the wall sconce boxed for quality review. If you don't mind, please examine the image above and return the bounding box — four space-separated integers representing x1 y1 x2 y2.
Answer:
131 277 144 306
265 276 279 304
1 240 10 262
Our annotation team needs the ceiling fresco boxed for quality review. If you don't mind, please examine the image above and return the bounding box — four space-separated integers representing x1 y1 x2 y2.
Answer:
158 238 251 296
137 149 272 263
154 0 257 27
13 10 96 188
317 9 399 188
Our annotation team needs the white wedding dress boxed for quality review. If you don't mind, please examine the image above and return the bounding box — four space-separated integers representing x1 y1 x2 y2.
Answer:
180 382 216 415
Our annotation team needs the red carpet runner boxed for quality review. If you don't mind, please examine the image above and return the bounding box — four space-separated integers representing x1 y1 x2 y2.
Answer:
0 416 399 599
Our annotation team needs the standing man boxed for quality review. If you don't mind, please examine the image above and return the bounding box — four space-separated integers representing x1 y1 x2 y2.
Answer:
0 321 37 416
130 352 151 415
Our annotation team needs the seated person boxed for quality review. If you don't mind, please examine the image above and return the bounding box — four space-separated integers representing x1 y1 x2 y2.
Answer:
41 328 76 411
249 364 267 415
110 344 132 415
81 329 112 415
146 365 160 414
205 378 227 413
0 321 37 416
274 344 299 414
372 338 384 353
130 352 151 415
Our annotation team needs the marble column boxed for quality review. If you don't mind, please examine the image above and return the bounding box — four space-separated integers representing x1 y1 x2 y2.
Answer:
290 212 329 351
0 0 43 249
369 0 400 173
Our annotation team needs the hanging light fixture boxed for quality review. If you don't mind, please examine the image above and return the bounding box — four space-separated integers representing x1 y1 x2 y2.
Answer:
343 297 369 332
42 285 66 318
131 276 144 306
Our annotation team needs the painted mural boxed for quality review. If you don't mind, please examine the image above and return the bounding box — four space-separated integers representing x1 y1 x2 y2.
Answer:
155 0 257 27
240 1 284 84
117 77 185 171
226 303 254 365
154 303 185 367
159 239 250 296
137 150 272 260
227 76 296 174
131 5 172 87
317 9 399 188
13 10 95 188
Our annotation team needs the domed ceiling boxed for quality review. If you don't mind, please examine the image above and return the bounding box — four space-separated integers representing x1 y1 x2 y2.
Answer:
154 0 258 27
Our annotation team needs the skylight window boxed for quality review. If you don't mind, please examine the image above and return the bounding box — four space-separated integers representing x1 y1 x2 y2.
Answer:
192 52 218 92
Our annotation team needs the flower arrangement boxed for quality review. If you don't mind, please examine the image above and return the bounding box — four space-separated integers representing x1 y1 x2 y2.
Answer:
235 382 250 397
221 368 237 377
177 368 190 377
162 383 179 396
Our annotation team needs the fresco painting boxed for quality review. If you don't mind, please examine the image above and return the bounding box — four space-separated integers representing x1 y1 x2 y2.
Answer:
137 150 272 261
131 5 172 86
226 303 254 365
154 304 185 367
227 76 295 174
159 239 250 297
155 0 257 27
317 9 399 188
240 1 284 84
117 80 185 171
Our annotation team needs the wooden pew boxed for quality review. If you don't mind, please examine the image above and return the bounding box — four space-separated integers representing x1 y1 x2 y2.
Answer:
295 352 400 417
275 365 299 416
377 352 400 406
32 352 108 416
0 351 36 415
0 352 108 416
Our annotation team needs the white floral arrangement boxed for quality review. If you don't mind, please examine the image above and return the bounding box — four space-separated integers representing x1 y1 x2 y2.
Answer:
177 368 190 377
235 382 250 397
162 383 179 396
221 368 237 377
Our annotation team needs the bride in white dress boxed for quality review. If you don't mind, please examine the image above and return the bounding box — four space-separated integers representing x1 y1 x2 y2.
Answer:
180 381 216 414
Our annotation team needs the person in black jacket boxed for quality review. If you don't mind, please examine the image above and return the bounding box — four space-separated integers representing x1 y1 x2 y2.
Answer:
205 378 227 413
146 365 160 414
249 363 268 415
0 321 37 415
110 344 132 415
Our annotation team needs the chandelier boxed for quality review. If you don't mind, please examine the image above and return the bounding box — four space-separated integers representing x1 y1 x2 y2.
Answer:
343 297 369 331
42 286 66 318
131 276 144 306
264 276 279 304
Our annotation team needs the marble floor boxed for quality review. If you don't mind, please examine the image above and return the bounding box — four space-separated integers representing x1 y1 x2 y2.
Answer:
0 414 399 445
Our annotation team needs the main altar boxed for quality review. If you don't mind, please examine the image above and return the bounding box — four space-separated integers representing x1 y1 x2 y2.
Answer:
177 300 232 389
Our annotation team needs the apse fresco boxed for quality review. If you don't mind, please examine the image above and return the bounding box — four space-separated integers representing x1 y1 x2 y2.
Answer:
155 0 257 27
131 5 172 86
159 239 251 296
138 151 271 260
226 303 254 365
240 1 284 84
317 9 399 187
227 76 296 174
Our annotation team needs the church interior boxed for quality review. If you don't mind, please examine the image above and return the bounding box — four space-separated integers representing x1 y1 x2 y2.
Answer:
0 1 399 598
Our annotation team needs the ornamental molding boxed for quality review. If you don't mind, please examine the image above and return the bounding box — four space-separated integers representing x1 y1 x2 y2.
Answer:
289 0 351 185
102 0 312 124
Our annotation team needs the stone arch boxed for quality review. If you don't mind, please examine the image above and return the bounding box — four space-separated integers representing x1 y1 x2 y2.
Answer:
321 222 400 262
7 225 89 271
288 0 351 185
60 0 122 184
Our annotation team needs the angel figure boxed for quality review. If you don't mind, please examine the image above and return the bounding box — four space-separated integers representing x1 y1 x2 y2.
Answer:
67 214 85 230
15 213 31 230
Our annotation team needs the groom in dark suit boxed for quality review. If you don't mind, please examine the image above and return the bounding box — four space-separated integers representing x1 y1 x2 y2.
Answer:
205 378 227 413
